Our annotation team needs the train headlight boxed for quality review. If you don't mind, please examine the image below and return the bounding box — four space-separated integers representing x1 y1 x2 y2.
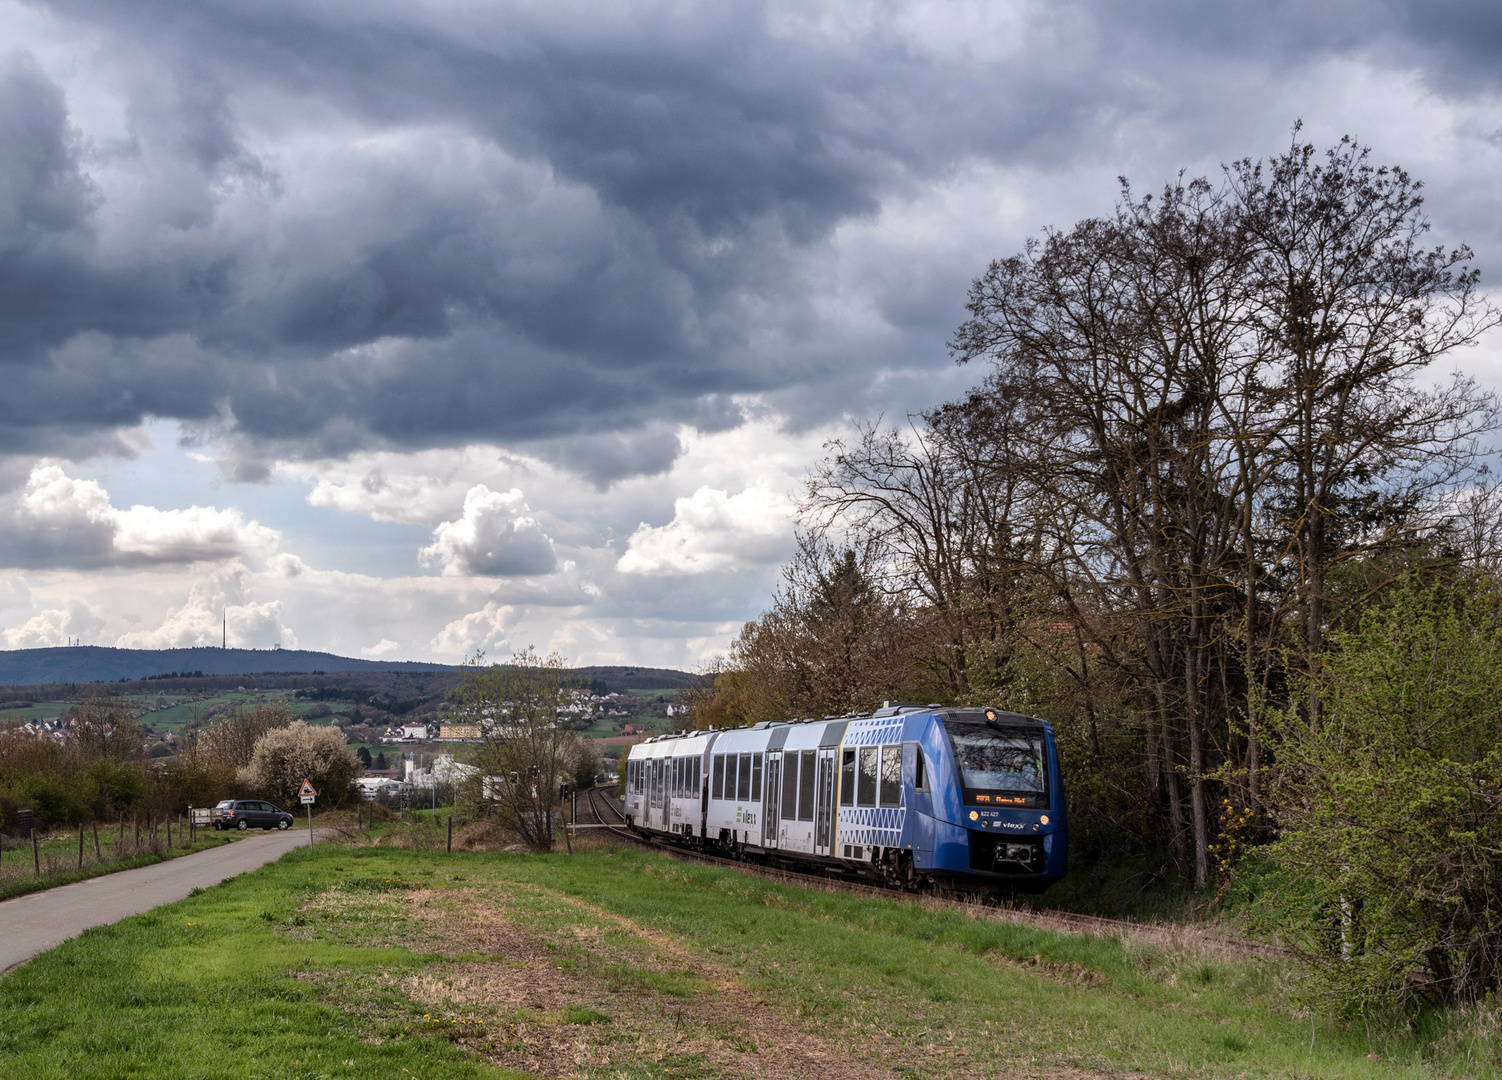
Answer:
968 810 979 821
1039 815 1049 826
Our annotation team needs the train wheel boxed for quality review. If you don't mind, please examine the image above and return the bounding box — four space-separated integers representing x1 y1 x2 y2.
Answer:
899 852 920 891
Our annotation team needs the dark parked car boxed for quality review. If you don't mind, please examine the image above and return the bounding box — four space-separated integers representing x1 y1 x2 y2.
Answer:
211 799 294 831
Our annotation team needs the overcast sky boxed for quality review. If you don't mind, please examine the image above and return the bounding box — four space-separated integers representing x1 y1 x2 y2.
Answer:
2 0 1501 668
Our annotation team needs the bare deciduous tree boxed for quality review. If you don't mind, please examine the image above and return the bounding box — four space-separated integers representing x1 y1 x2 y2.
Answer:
690 536 917 727
199 702 295 768
455 649 582 852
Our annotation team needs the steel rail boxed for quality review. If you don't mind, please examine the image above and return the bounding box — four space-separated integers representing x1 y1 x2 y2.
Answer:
579 787 1284 960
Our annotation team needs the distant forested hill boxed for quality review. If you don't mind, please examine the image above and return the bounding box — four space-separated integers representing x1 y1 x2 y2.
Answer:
0 645 696 698
0 645 452 686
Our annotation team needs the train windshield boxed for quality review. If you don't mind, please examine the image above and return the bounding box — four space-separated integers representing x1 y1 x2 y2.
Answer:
945 722 1048 807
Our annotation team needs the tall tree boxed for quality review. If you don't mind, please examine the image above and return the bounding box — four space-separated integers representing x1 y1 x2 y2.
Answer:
454 649 582 852
941 133 1498 887
805 389 1041 704
1231 132 1498 686
698 536 914 725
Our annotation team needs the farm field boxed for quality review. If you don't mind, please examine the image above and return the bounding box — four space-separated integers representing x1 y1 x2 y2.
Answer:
0 701 71 723
2 835 1495 1079
139 693 335 733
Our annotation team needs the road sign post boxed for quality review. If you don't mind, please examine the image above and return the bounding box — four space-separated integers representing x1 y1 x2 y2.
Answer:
298 780 318 848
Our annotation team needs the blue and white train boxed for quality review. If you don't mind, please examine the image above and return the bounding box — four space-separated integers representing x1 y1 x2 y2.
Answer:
622 703 1067 893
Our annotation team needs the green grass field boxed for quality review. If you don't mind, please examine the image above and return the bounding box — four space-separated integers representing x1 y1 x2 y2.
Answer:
141 693 333 732
3 834 1499 1078
0 701 71 723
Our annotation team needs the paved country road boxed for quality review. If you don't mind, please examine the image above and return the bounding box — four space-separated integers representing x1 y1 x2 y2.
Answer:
0 829 323 973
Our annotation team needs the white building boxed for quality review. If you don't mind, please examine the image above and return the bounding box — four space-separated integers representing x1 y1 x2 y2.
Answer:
404 754 478 790
353 776 407 798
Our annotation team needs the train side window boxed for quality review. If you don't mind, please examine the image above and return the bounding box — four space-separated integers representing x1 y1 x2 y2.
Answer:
677 757 685 798
781 751 799 819
857 746 878 807
712 754 725 799
751 753 763 801
880 745 902 808
797 749 816 821
694 757 701 795
915 749 927 791
737 753 752 801
839 750 855 806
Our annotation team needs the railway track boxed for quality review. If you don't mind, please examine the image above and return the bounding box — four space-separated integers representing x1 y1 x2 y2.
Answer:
578 787 1285 961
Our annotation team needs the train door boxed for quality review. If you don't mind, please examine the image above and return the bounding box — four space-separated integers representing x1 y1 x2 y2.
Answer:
652 758 664 831
762 752 780 848
658 757 669 832
814 749 836 856
700 753 710 836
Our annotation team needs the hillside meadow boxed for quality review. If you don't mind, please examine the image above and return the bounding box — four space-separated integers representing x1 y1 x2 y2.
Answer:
2 836 1499 1079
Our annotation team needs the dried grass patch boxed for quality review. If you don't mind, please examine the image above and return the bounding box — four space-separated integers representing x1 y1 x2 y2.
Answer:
297 875 1132 1079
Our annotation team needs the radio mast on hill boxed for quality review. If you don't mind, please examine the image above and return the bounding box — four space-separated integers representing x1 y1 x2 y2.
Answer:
222 609 226 649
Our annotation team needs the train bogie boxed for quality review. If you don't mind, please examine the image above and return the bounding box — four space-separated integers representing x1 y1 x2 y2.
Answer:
623 704 1067 894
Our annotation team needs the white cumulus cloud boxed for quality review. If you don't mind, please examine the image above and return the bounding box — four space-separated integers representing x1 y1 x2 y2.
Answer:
2 599 106 649
419 485 558 577
4 465 280 569
616 485 795 575
114 566 297 650
430 601 513 658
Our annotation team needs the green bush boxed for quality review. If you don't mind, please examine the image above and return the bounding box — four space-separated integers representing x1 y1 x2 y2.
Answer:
18 772 85 825
1267 575 1502 1013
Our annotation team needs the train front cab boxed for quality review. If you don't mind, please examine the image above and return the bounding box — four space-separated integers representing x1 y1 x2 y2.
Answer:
905 707 1066 893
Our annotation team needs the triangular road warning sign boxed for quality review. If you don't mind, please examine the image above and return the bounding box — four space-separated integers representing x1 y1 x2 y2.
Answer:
297 779 318 797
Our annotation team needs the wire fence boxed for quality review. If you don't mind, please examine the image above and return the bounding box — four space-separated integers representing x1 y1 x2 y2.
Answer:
0 813 223 897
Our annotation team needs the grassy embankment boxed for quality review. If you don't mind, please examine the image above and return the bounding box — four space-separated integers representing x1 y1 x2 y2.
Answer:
3 830 1499 1079
0 820 243 902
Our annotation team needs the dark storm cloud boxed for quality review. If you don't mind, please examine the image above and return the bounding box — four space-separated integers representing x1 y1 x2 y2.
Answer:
4 0 1500 481
2 1 912 471
62 2 887 235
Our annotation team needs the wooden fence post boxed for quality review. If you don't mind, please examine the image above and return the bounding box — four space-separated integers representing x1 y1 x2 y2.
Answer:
93 820 100 860
77 822 83 870
32 829 39 878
